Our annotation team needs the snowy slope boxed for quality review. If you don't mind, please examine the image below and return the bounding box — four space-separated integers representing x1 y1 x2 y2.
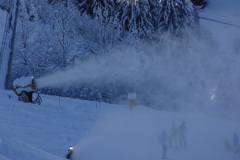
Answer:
0 89 111 159
0 89 240 160
0 0 240 160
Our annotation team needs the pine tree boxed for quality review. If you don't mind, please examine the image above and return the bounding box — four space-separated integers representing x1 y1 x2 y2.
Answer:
77 0 117 20
157 0 198 35
114 0 154 38
146 0 161 29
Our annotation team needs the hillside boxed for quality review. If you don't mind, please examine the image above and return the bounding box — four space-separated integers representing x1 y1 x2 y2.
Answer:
0 89 240 160
0 0 240 159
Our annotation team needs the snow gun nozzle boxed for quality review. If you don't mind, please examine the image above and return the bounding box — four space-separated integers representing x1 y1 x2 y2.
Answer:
68 146 74 151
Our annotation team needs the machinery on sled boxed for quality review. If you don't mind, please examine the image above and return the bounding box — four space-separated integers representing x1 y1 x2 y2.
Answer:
13 76 42 105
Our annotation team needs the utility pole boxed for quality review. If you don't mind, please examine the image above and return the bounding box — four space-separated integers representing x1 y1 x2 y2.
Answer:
5 0 20 89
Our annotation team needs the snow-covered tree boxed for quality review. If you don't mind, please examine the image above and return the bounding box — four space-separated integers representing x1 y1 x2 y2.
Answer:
114 0 154 38
0 0 12 11
135 0 155 38
12 0 85 81
157 0 198 35
146 0 161 29
12 17 45 78
48 0 69 5
77 0 117 19
18 0 48 21
79 14 121 55
44 1 83 69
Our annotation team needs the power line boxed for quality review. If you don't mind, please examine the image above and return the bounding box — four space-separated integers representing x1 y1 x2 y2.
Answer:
199 16 240 29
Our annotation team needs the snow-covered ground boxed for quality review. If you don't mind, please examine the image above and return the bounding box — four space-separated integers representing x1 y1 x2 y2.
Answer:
0 89 240 160
0 89 110 160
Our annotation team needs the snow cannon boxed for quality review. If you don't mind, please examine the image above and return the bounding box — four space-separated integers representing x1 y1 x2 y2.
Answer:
13 76 41 104
66 146 74 159
128 93 137 110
